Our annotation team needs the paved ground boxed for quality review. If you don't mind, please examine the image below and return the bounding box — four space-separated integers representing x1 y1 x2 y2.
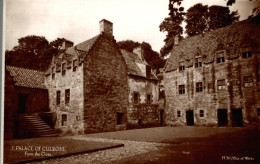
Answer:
27 127 259 164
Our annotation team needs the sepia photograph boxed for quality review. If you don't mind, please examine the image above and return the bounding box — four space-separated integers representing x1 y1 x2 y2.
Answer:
2 0 260 163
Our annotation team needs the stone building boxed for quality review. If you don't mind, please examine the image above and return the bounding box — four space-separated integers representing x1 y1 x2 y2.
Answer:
121 48 159 127
164 20 260 127
45 19 129 134
4 66 55 139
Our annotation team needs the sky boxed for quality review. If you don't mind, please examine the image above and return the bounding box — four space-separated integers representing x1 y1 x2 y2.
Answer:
4 0 260 53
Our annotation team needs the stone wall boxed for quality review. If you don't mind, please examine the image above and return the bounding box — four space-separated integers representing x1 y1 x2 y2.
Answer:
127 76 159 126
164 53 260 127
83 34 129 133
4 72 49 139
45 60 84 134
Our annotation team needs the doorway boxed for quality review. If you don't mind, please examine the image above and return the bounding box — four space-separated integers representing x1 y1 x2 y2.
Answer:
186 110 194 126
18 94 28 113
231 109 243 127
160 110 164 126
218 109 228 126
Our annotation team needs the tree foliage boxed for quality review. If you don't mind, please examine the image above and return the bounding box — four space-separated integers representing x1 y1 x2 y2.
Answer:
208 5 239 30
159 0 185 57
185 4 239 36
5 35 63 71
118 40 166 71
185 3 208 36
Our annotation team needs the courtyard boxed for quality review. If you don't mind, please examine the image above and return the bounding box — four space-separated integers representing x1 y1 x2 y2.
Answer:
21 126 260 164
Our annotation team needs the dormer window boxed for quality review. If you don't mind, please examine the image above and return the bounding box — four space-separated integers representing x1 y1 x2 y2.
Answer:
217 79 227 90
195 57 202 68
62 63 66 76
52 67 55 79
179 61 185 71
73 59 78 72
217 51 225 63
242 47 252 58
243 75 253 87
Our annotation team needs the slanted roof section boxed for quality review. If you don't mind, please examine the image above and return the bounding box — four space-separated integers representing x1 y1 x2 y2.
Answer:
6 65 46 89
45 35 100 75
76 35 100 52
165 19 260 72
120 49 157 80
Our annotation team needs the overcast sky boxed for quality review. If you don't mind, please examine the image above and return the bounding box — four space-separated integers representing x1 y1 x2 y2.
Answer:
4 0 260 53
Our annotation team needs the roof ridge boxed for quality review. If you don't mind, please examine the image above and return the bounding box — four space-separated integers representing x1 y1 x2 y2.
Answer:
179 19 249 46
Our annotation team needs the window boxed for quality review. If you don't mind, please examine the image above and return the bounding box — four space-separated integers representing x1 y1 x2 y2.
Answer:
217 79 227 90
65 89 70 104
52 67 55 79
56 91 60 105
62 63 66 76
243 75 253 87
133 92 140 104
146 94 151 104
177 111 181 117
62 114 67 126
257 108 260 117
179 85 185 94
217 51 225 63
73 59 78 72
195 57 202 68
146 66 151 78
196 82 203 92
200 110 204 117
117 113 124 125
179 61 185 71
242 47 252 58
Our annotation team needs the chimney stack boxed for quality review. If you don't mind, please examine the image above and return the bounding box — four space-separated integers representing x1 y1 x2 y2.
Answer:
99 19 113 36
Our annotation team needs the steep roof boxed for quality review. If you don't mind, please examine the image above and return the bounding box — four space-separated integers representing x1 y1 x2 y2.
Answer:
165 19 260 72
45 35 100 75
120 49 157 80
6 65 46 89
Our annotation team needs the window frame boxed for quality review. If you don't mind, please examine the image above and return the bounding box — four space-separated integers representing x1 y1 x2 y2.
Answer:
179 85 185 94
216 51 225 64
61 114 67 127
146 94 151 104
62 63 66 76
242 46 252 58
65 89 70 104
179 61 185 71
56 90 60 105
133 92 140 105
199 110 204 117
243 75 254 87
195 57 202 68
73 59 78 72
257 108 260 117
177 111 181 117
196 82 203 93
217 79 227 90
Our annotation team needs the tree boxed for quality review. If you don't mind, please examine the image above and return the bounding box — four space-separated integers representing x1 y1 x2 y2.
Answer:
185 3 208 36
159 0 185 57
118 40 166 71
185 4 239 36
5 35 63 71
117 40 140 52
208 5 239 30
